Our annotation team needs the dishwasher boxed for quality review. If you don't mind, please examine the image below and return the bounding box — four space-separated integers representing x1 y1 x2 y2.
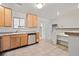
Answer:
28 33 36 45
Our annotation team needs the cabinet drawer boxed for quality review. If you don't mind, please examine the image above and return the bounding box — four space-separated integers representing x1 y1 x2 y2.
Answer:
20 34 27 37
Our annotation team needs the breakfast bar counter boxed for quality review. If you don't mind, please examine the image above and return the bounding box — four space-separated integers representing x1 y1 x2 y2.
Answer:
65 32 79 36
65 32 79 56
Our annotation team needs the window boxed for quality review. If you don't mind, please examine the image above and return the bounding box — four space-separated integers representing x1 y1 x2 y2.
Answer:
13 18 25 28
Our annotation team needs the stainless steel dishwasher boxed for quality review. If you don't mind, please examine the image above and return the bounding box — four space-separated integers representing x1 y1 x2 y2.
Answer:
28 33 36 45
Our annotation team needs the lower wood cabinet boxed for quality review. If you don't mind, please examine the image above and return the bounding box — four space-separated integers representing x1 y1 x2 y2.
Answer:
10 35 20 49
1 35 10 51
20 34 28 46
10 34 28 48
15 37 20 48
0 32 39 52
36 32 40 42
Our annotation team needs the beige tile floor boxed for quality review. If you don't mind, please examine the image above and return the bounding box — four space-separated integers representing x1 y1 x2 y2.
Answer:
3 39 68 56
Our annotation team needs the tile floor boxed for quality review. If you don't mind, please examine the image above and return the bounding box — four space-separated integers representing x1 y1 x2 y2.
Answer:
3 39 68 56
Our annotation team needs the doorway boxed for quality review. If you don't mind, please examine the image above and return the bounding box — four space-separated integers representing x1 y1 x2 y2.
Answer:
40 23 46 40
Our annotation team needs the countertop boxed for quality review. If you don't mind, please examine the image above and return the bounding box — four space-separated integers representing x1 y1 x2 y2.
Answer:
0 32 37 36
65 31 79 36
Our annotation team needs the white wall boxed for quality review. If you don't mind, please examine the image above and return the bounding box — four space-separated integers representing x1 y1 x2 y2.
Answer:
51 8 79 34
52 8 79 28
50 8 79 44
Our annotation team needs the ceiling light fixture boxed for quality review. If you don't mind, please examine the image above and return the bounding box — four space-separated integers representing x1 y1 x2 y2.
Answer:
35 3 45 9
0 3 2 5
77 4 79 8
57 11 60 16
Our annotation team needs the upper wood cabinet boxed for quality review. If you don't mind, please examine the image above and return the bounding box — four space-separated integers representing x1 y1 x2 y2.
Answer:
4 8 12 27
0 6 12 27
0 6 4 27
33 15 38 27
27 14 38 28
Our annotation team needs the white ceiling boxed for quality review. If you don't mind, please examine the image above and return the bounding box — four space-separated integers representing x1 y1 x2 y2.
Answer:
2 3 78 19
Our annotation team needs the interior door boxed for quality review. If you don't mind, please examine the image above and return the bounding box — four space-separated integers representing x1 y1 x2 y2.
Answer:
52 24 58 44
40 23 46 39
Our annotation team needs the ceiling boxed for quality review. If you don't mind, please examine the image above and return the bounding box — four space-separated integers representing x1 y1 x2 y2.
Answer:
2 3 78 19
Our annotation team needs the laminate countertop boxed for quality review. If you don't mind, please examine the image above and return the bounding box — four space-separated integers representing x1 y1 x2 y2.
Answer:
0 32 37 36
65 32 79 36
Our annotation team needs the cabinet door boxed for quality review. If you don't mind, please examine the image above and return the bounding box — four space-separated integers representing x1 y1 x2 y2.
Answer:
11 35 20 48
20 34 28 46
0 6 4 27
36 32 39 42
27 14 33 27
33 15 38 27
0 37 1 51
11 36 16 49
1 35 10 51
16 37 20 47
4 8 12 27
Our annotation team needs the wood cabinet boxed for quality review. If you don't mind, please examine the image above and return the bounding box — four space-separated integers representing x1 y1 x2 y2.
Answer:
1 35 10 51
4 8 12 27
11 35 20 49
0 33 39 52
27 14 33 27
27 14 38 28
32 15 38 27
36 32 40 42
20 34 28 46
0 6 12 27
0 37 1 51
0 6 4 26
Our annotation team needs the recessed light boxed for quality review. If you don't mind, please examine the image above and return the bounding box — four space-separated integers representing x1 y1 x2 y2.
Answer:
35 3 45 9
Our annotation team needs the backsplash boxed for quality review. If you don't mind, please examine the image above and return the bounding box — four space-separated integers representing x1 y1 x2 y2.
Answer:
0 27 16 33
0 27 39 33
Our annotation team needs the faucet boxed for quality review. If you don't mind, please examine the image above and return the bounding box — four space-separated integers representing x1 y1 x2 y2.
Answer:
16 30 18 33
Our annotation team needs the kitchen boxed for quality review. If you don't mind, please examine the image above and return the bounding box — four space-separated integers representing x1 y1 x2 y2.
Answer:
0 4 40 54
1 3 79 56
